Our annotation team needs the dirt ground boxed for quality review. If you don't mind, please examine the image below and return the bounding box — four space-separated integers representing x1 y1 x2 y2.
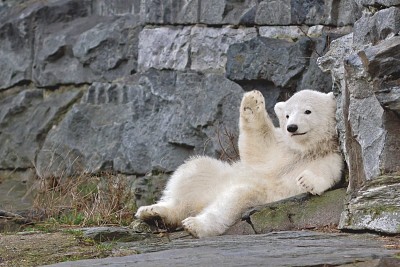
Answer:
0 230 138 267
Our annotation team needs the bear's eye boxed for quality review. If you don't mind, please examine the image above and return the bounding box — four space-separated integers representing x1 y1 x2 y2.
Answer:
305 110 311 115
286 115 289 119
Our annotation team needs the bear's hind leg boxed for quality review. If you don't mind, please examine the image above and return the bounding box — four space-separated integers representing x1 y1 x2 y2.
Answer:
135 201 183 229
182 184 263 238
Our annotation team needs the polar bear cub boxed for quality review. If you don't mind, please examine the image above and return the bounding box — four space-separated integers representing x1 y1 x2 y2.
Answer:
136 90 343 238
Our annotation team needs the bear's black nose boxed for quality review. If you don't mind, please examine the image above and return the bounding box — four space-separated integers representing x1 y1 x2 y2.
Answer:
287 124 298 133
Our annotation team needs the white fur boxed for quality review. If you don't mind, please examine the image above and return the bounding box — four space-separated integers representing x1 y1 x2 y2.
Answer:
136 90 343 238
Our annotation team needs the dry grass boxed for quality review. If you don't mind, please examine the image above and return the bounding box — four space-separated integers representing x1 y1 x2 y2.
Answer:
216 124 240 163
32 172 135 227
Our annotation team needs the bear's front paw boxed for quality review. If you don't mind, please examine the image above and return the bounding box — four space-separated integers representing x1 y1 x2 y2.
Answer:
296 170 323 195
240 90 265 120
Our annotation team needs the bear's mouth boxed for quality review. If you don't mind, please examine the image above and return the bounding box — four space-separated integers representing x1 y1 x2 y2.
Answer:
291 132 307 136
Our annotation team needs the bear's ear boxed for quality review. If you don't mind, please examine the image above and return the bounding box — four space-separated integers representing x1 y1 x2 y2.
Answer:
274 101 286 125
326 92 337 106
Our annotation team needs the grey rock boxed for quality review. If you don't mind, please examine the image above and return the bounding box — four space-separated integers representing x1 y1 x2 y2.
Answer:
297 35 335 93
318 22 400 234
138 26 257 73
364 36 400 79
348 96 385 180
317 33 357 184
36 70 243 177
255 0 291 25
0 0 93 89
138 26 191 71
259 26 307 41
0 169 36 212
339 176 400 234
330 0 362 27
0 88 82 169
245 189 346 234
129 220 153 234
376 87 400 115
0 209 33 232
132 173 168 209
199 0 259 25
354 7 400 46
43 231 399 267
92 0 142 16
255 0 360 26
140 0 259 25
355 0 400 7
0 18 32 90
81 226 149 242
190 26 257 72
223 220 256 235
226 37 311 88
33 15 141 87
142 0 199 24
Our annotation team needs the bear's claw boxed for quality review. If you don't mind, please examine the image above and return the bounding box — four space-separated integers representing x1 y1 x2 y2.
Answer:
182 217 201 238
135 205 162 220
240 90 265 119
296 170 323 195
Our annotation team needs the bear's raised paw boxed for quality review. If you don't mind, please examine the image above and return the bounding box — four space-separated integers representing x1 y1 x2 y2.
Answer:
240 90 265 120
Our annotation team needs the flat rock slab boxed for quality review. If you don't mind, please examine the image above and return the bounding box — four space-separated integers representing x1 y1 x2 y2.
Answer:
43 231 399 267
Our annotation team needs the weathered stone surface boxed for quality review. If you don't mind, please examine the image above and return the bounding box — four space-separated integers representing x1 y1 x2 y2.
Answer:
33 15 141 87
0 209 33 232
132 173 168 209
142 0 199 24
190 26 257 72
36 70 243 177
0 169 36 212
353 7 400 46
255 0 291 25
44 231 399 267
245 189 346 234
0 88 83 169
339 176 400 234
226 37 311 87
199 0 259 25
138 26 257 73
224 220 255 235
255 0 360 26
81 227 149 242
92 0 142 16
138 26 191 71
318 26 400 234
259 26 307 41
0 0 92 90
355 0 400 7
140 0 259 25
317 33 355 166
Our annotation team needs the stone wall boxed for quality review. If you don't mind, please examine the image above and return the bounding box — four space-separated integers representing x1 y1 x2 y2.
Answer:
318 0 400 234
0 0 399 233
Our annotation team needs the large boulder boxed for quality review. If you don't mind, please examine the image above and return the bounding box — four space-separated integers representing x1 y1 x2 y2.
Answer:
255 0 361 26
138 26 257 73
36 69 243 177
33 15 141 87
317 8 400 234
0 88 83 169
339 176 400 234
0 0 93 90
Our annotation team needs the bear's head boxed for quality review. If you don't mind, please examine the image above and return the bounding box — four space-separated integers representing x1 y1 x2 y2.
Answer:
274 90 337 151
